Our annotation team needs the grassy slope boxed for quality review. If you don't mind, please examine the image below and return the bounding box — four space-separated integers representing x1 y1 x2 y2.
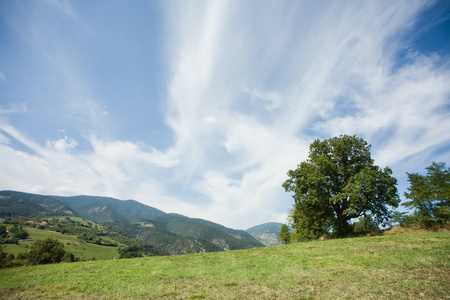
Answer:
3 228 118 260
0 232 449 300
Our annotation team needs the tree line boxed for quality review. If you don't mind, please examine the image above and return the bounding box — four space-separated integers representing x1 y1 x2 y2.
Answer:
280 135 449 244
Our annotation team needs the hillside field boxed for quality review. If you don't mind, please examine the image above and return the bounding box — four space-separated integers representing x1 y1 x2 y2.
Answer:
2 227 119 260
0 232 449 299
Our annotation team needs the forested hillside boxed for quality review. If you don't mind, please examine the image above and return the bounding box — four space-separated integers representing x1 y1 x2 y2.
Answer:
56 195 165 223
0 190 264 256
0 191 74 217
107 214 263 255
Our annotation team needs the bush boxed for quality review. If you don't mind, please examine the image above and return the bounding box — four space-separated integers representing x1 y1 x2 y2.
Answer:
62 252 79 262
0 225 7 238
354 215 378 235
118 243 157 259
8 225 29 239
17 252 28 260
27 237 66 265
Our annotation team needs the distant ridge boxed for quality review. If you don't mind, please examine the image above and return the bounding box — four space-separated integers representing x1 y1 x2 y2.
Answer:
0 190 74 217
246 222 285 246
55 195 165 223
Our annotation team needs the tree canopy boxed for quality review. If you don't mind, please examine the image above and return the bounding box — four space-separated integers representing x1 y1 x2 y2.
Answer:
404 161 450 227
283 135 400 239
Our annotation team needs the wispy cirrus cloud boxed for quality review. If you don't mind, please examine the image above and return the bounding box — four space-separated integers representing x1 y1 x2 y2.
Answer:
0 1 449 229
159 0 450 227
0 103 27 115
0 126 180 208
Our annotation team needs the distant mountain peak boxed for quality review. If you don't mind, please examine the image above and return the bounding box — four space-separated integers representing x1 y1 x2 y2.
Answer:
246 222 285 246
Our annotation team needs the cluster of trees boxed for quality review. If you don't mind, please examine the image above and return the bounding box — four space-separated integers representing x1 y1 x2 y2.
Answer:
1 237 79 268
118 242 159 259
0 224 30 245
280 135 449 244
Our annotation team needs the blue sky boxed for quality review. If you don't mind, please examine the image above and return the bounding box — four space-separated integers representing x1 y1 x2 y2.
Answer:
0 0 449 229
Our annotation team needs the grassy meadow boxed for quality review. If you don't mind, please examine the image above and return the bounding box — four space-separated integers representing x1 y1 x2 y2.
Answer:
3 228 119 260
0 231 449 299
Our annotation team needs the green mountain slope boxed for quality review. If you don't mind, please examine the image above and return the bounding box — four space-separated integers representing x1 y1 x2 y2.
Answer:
56 195 165 223
246 222 285 246
0 191 74 218
107 213 265 255
149 213 264 250
108 222 222 255
0 190 264 255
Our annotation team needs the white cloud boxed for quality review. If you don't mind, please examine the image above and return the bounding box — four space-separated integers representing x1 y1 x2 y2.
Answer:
1 1 449 229
0 133 9 145
0 71 5 81
0 126 183 209
0 103 27 114
159 0 450 228
46 136 78 153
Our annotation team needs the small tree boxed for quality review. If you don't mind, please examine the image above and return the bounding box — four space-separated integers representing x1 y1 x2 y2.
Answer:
279 224 291 244
27 237 66 265
404 162 450 227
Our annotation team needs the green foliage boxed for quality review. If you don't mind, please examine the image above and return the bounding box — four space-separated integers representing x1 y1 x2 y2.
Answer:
8 225 29 239
118 242 158 259
0 225 7 239
27 237 66 265
404 161 450 227
390 211 421 228
278 224 291 244
62 252 78 262
283 135 400 239
353 214 378 235
0 245 6 262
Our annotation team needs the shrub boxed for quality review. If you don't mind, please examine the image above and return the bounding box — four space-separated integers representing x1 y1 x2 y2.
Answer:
8 225 29 239
27 237 66 265
354 215 378 235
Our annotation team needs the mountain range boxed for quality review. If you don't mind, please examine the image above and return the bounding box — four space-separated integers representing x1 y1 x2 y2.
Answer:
0 190 268 254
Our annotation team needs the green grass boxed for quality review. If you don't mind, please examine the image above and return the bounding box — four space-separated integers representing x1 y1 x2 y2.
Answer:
3 228 118 260
0 232 449 299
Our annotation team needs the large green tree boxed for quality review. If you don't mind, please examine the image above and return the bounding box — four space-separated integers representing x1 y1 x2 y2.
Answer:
283 135 400 239
404 161 450 227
